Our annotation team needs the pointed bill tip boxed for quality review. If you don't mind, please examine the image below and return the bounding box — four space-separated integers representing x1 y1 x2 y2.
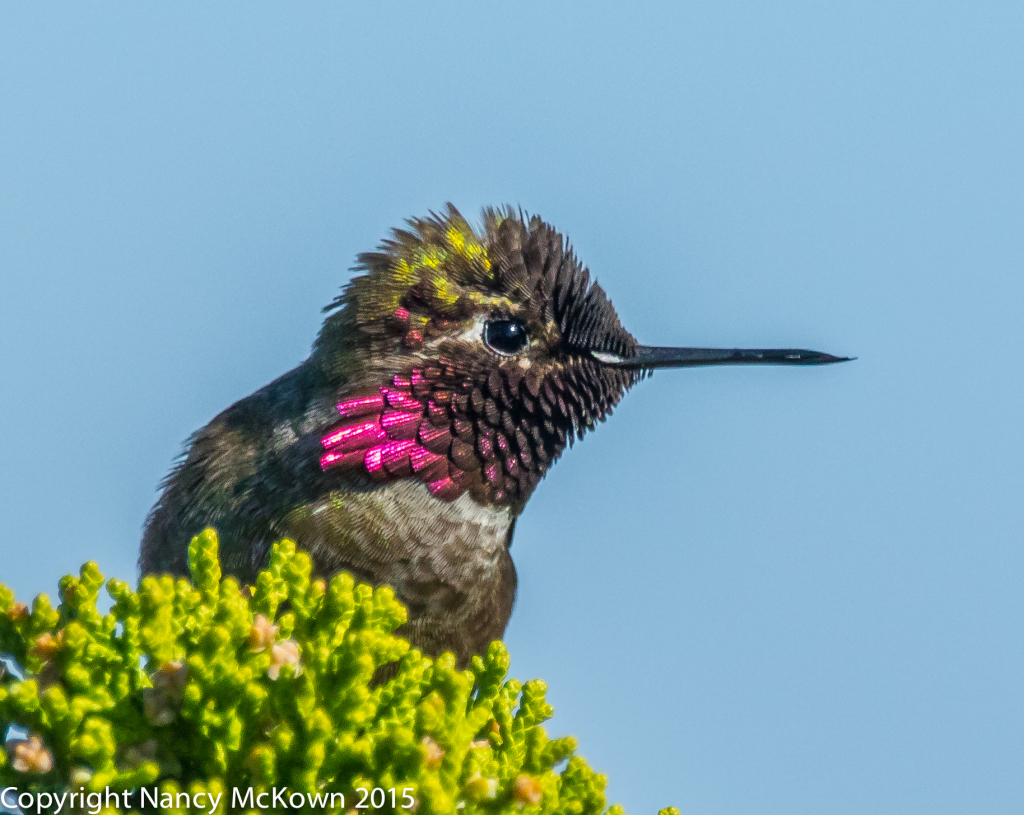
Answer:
592 347 855 369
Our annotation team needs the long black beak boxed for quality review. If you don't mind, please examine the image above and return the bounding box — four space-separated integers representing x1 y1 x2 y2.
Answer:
592 346 854 369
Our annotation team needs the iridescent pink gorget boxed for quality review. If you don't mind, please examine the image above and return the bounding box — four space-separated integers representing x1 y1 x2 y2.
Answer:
320 371 469 502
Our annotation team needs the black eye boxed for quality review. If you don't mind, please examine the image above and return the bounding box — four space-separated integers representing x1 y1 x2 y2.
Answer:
483 319 529 355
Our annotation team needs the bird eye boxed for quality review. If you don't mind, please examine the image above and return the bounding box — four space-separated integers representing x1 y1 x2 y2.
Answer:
483 319 529 355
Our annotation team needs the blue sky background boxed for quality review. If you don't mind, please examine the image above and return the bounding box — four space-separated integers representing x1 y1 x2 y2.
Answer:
1 3 1022 813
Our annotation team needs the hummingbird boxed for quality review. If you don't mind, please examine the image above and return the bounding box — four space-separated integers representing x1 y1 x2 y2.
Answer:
140 205 849 665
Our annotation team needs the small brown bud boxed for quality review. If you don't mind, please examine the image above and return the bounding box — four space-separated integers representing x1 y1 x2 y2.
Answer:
248 613 279 652
6 603 28 622
28 632 60 661
513 775 543 806
267 639 301 680
11 736 54 774
421 736 445 769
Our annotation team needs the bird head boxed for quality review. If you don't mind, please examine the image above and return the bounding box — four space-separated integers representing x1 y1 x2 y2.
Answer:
312 205 848 512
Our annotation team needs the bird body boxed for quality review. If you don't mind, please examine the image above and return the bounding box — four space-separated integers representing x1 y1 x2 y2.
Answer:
140 205 848 665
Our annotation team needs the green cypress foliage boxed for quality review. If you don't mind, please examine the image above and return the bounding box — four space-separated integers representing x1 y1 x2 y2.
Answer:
0 530 675 815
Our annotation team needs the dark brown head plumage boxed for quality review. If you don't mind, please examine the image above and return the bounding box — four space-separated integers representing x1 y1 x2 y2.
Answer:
315 205 646 511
